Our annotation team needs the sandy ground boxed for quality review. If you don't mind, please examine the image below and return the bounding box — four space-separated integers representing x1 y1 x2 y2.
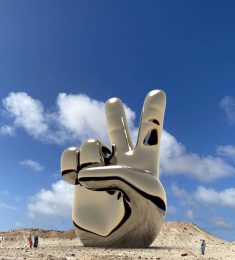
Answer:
0 222 234 260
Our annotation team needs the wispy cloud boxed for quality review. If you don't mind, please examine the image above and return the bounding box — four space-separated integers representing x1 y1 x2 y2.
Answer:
20 159 44 172
0 125 15 136
14 221 26 228
171 183 235 210
27 180 73 219
0 202 17 211
0 190 9 196
166 205 177 216
160 131 235 181
2 92 235 181
169 183 235 230
217 145 235 161
170 184 195 206
194 186 235 208
220 95 235 125
185 209 194 221
209 217 233 230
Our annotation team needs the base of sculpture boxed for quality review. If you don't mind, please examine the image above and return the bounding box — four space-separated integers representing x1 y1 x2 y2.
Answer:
73 189 165 248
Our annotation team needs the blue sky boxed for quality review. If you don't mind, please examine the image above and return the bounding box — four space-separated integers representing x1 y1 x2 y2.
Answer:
0 0 235 241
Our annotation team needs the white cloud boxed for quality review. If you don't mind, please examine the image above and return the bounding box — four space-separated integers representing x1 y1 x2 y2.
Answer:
1 92 135 145
2 92 48 138
56 93 136 145
2 91 235 181
220 95 235 124
0 125 15 136
170 183 235 210
27 180 73 219
194 186 235 208
160 130 235 181
56 93 107 142
0 202 17 211
217 145 235 161
20 159 44 172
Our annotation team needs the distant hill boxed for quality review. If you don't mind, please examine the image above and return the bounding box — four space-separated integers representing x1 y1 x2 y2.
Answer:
1 222 229 243
1 228 76 241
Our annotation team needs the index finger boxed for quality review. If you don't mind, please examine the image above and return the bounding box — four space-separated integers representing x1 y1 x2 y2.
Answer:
105 98 133 153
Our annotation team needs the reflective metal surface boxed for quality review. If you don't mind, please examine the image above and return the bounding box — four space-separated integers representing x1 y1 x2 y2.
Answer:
61 90 167 248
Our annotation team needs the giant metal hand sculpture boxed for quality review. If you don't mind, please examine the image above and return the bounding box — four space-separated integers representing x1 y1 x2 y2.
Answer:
61 90 167 248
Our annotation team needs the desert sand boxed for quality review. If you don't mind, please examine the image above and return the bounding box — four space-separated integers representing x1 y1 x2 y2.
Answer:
0 222 234 260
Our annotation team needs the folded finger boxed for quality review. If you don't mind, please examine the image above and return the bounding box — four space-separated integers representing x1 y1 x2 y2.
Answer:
61 147 80 185
80 139 112 168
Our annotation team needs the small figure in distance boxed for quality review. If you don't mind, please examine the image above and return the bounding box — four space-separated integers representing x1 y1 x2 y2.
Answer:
27 234 33 249
33 235 39 248
201 239 206 255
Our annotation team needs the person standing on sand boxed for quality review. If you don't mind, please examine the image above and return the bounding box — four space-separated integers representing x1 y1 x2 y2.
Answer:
201 239 206 255
33 235 39 248
27 234 33 249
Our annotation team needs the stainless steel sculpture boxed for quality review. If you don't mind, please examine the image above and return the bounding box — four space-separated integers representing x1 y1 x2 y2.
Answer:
61 90 167 248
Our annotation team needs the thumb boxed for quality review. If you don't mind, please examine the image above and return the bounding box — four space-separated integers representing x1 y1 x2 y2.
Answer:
78 166 166 212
